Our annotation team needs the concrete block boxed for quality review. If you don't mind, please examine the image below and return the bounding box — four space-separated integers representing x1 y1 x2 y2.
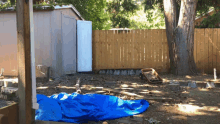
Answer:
106 70 110 75
128 70 135 75
121 70 128 75
188 81 197 88
113 70 120 75
109 70 114 75
99 70 106 74
135 70 142 75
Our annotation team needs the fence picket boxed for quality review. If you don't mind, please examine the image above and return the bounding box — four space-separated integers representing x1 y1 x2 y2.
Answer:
217 29 220 73
208 29 213 73
158 29 163 71
213 29 218 70
92 29 218 74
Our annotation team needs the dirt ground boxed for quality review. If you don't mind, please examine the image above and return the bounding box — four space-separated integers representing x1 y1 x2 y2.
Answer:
36 73 220 124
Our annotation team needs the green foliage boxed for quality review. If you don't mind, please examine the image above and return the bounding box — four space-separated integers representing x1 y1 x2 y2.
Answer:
129 4 165 29
107 0 139 28
55 0 111 30
0 2 11 11
143 0 219 19
196 10 220 28
0 0 55 11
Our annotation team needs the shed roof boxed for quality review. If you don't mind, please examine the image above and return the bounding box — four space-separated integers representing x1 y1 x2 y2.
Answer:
0 4 85 20
54 5 84 20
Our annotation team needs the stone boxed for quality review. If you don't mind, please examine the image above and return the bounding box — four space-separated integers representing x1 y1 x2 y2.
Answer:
99 70 106 74
106 70 110 75
113 70 120 75
121 70 128 75
135 70 142 75
168 83 180 91
128 69 135 75
206 82 215 89
109 70 114 75
188 81 197 88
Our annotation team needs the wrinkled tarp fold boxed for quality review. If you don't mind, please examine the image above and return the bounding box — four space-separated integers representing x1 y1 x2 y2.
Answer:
35 92 149 123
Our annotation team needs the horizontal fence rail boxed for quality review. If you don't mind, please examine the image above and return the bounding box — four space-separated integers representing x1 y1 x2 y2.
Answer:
92 29 220 74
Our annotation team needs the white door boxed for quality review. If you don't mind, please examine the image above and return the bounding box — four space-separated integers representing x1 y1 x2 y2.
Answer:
77 20 92 72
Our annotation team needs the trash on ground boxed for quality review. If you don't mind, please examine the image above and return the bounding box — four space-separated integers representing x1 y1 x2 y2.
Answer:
140 68 163 84
146 118 160 124
206 82 215 89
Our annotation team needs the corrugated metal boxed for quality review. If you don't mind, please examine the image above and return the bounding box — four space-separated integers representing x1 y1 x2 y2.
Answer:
77 20 92 72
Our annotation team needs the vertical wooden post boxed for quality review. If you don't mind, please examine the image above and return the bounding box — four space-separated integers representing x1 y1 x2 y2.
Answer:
16 0 35 124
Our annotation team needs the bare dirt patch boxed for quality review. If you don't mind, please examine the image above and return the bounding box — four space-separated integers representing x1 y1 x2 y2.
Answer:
37 74 220 124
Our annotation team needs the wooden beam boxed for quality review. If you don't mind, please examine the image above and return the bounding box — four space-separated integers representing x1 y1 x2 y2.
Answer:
16 0 35 123
0 103 18 124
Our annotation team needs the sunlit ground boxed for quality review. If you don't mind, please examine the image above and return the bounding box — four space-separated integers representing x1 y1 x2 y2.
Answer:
178 104 220 115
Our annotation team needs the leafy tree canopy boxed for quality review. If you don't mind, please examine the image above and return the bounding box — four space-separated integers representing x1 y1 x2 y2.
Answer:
106 0 139 28
142 0 220 28
55 0 111 30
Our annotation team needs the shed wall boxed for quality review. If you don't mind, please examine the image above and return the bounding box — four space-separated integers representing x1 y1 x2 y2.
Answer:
0 9 80 77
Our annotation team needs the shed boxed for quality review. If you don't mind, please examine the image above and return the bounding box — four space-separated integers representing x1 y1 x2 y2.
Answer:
0 5 92 78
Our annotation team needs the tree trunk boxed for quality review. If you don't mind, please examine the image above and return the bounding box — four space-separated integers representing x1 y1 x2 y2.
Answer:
163 0 178 74
164 0 198 75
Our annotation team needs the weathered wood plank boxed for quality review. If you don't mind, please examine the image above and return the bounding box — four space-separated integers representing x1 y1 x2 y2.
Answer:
217 29 220 73
213 28 218 70
132 30 136 68
194 29 197 64
204 29 209 73
16 0 35 123
127 30 132 68
0 103 18 124
208 29 213 73
147 29 152 68
140 30 145 68
124 30 128 68
158 29 163 71
114 30 119 68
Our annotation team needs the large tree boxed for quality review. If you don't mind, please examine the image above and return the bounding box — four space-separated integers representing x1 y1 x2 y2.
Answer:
144 0 220 75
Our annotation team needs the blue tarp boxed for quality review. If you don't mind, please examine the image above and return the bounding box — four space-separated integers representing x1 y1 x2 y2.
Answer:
35 92 149 123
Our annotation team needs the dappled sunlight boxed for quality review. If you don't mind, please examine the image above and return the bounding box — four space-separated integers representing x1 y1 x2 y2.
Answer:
178 104 204 114
150 90 162 94
178 104 220 115
116 87 134 90
182 91 190 94
121 84 129 88
139 91 149 94
56 86 75 89
37 86 48 89
198 88 209 91
185 75 191 79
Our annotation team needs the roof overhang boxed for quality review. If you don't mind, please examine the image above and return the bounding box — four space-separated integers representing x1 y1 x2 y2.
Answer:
54 5 85 20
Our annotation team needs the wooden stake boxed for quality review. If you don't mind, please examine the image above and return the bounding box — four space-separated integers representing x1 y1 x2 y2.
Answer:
16 0 35 123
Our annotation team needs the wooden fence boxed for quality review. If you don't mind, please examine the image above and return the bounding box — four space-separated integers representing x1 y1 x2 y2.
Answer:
92 29 220 74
